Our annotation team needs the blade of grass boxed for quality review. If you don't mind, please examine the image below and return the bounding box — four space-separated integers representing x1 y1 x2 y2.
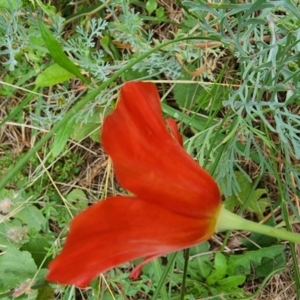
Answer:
151 260 168 300
64 1 108 25
151 252 177 300
38 22 89 84
180 249 190 300
0 87 38 127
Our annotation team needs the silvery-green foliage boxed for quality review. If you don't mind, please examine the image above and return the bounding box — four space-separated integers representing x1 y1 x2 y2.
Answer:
0 0 23 71
181 0 300 196
75 18 108 48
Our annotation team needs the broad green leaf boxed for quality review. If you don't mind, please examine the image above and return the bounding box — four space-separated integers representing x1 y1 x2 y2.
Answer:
254 251 286 278
21 235 51 267
35 63 74 87
14 205 47 231
174 75 206 110
66 188 87 204
216 275 246 291
72 106 113 142
227 245 285 276
176 243 212 280
38 22 88 84
0 245 37 292
51 119 75 157
146 0 157 15
156 7 165 18
206 252 227 285
0 219 24 249
71 108 107 143
66 189 88 215
0 188 14 199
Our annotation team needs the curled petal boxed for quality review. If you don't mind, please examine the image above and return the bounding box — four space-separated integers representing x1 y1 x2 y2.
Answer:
46 196 218 287
102 82 221 218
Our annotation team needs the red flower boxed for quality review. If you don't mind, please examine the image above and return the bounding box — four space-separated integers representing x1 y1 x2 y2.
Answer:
46 82 222 288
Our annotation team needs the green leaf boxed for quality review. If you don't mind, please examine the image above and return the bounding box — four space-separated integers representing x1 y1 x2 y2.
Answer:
0 219 24 249
35 63 74 87
21 235 51 267
34 0 57 19
14 205 47 231
72 107 113 142
100 36 115 60
224 171 269 220
66 188 88 215
146 0 157 15
176 243 212 280
156 7 165 18
0 245 37 292
38 22 88 84
174 77 206 110
242 230 278 250
206 252 227 285
254 251 286 278
216 275 246 292
51 119 75 157
71 108 108 143
227 245 286 276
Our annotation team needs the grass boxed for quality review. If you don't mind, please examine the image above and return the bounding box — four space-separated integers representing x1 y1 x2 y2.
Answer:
1 0 300 299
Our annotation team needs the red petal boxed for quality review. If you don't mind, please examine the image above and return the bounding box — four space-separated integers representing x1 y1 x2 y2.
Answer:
102 82 221 218
46 196 217 287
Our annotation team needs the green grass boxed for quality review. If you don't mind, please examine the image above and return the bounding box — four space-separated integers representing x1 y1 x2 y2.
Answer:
1 0 300 299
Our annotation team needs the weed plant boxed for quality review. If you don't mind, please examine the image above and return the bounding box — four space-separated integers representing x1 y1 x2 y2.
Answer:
1 0 300 299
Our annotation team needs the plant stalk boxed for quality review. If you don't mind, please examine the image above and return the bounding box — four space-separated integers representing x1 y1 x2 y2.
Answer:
216 205 300 244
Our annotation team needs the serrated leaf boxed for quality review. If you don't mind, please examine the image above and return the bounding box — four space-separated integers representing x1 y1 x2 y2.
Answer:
0 246 37 292
227 245 285 276
35 63 74 87
253 252 285 278
51 119 75 157
39 22 88 84
14 205 47 231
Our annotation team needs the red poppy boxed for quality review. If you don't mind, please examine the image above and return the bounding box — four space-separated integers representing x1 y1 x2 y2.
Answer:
46 82 222 288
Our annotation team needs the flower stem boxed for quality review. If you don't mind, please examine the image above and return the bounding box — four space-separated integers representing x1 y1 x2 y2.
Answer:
216 205 300 244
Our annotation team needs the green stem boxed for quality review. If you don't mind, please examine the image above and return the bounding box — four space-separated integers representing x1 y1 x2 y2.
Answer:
180 249 189 300
216 205 300 244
